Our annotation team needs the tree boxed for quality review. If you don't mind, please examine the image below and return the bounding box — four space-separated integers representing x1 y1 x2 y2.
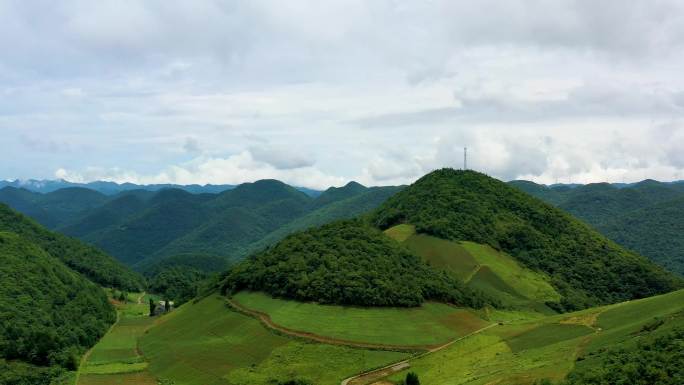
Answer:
149 298 155 316
406 372 420 385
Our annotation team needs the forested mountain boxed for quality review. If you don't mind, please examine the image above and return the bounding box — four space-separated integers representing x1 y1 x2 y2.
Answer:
0 223 117 383
223 219 492 308
0 204 144 291
368 169 681 311
0 180 400 274
510 179 684 275
0 186 108 228
237 185 404 260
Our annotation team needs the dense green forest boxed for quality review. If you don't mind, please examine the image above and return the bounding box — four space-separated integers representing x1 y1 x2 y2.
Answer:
148 266 210 305
0 231 115 383
0 186 108 228
223 219 492 308
0 179 401 275
0 204 144 291
371 169 682 311
511 180 684 275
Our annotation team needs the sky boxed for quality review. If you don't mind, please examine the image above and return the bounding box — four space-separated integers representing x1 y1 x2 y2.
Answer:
2 0 684 189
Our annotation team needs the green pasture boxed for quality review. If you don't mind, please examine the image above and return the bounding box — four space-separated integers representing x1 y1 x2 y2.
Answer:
233 291 489 346
139 294 409 385
78 292 155 384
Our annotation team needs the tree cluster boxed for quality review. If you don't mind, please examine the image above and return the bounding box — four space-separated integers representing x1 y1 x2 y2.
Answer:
222 219 492 308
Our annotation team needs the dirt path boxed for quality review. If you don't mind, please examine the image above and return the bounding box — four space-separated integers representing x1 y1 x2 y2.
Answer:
226 297 427 352
340 323 499 385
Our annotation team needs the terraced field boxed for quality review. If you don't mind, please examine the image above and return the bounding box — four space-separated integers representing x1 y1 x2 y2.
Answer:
77 292 157 385
138 294 409 385
231 291 489 347
385 224 560 310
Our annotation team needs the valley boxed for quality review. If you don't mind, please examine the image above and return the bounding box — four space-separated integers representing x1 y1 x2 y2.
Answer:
2 169 683 385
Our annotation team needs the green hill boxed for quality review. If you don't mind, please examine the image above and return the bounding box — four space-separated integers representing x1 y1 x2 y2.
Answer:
223 219 492 307
511 179 684 275
597 196 684 275
0 231 116 384
371 169 681 311
238 185 403 259
0 204 144 291
309 181 368 210
0 186 108 228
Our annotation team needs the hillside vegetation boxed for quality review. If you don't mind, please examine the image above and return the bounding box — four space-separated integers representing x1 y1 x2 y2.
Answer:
511 179 684 275
0 231 115 384
371 169 681 311
0 204 144 291
223 219 493 307
0 186 108 228
0 179 400 274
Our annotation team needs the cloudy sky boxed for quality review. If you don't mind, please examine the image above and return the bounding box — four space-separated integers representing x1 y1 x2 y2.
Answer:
2 0 684 189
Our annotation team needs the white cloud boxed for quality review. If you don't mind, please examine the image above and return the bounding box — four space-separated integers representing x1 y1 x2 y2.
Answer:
2 0 684 186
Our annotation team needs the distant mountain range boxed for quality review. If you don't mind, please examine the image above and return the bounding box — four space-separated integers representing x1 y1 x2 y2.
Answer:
0 180 400 273
0 178 322 196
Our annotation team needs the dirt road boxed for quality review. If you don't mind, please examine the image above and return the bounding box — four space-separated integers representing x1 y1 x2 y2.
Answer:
340 323 499 385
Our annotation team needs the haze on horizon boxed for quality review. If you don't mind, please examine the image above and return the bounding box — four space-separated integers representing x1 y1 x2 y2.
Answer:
2 0 684 189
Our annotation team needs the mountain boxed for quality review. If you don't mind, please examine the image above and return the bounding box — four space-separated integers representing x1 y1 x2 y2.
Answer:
0 179 399 274
0 186 108 228
223 218 492 308
597 196 684 275
239 185 404 259
0 213 119 383
0 178 322 196
309 181 368 210
510 179 684 275
0 203 144 291
80 189 214 266
370 169 682 310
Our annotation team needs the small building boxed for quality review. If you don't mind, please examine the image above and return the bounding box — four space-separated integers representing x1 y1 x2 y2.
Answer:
153 300 174 316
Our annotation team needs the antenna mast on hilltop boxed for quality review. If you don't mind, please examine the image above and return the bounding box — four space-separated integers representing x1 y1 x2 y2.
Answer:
463 147 468 170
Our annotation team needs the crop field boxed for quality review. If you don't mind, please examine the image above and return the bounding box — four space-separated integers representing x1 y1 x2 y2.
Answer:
385 224 560 309
139 294 409 385
232 291 489 347
384 289 684 385
77 292 156 385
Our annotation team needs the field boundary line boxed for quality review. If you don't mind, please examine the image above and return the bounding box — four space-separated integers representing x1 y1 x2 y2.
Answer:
340 322 499 385
225 297 429 353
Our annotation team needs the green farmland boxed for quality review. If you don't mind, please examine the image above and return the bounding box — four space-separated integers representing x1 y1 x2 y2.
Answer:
385 224 560 309
139 294 409 385
232 291 490 347
77 292 157 385
384 289 684 384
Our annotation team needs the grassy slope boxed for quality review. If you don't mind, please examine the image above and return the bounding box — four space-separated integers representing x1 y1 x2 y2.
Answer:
139 294 409 385
78 293 157 385
385 289 684 385
232 291 489 347
386 224 560 310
